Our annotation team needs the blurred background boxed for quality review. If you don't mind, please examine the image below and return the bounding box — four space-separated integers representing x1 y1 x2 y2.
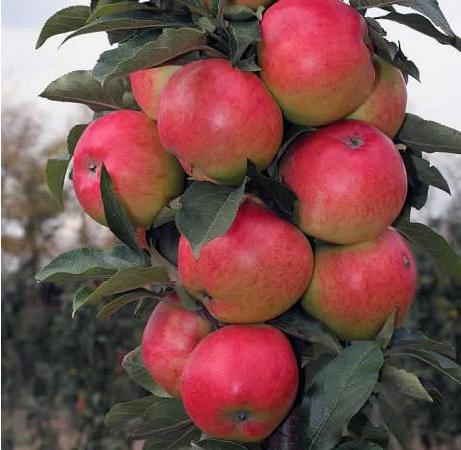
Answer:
1 1 460 449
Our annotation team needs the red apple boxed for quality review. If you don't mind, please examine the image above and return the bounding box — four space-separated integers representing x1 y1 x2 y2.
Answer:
280 120 407 244
157 59 283 185
258 0 375 126
72 110 184 228
302 229 417 341
181 324 299 442
348 57 407 138
142 294 213 398
178 197 313 323
130 65 180 120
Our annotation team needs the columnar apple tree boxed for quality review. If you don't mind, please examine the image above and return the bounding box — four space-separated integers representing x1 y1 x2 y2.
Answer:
36 0 461 448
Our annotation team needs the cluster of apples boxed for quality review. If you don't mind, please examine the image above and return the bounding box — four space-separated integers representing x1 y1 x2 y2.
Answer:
71 0 418 442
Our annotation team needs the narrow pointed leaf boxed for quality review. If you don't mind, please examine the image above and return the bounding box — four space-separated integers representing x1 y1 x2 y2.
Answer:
45 158 69 209
382 365 433 402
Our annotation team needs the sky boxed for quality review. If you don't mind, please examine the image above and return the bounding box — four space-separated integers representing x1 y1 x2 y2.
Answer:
2 0 461 218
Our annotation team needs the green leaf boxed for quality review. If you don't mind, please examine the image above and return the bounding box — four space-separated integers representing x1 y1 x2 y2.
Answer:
394 219 461 281
375 311 396 349
100 164 140 254
176 181 246 257
93 28 207 82
389 328 456 358
375 392 412 449
176 0 208 15
404 154 451 194
392 44 420 82
246 161 297 222
378 12 461 51
397 113 461 154
224 5 259 20
36 6 90 49
72 266 169 315
96 289 158 319
192 439 252 449
73 286 95 314
105 395 164 430
173 283 203 311
36 245 144 283
87 2 157 22
335 442 383 450
351 0 454 37
303 342 384 450
389 349 461 385
382 365 433 402
39 70 133 112
143 423 201 449
62 10 190 44
229 20 260 65
122 347 172 397
45 158 69 210
67 123 88 157
270 308 341 354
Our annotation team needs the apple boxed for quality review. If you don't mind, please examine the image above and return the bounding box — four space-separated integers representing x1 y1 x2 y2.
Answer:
130 66 180 120
302 229 417 341
178 197 313 323
157 59 283 185
280 120 407 244
258 0 375 126
72 110 184 228
348 56 407 138
181 324 299 442
142 294 213 398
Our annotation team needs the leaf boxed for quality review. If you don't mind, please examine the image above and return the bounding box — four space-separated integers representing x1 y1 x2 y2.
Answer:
96 289 158 319
62 10 191 44
351 0 454 37
143 423 201 449
392 44 420 82
192 439 251 449
67 124 88 157
72 266 169 315
302 342 384 450
389 327 456 358
122 347 172 397
375 311 396 348
176 181 246 257
270 308 341 354
93 28 207 82
336 442 384 450
389 349 461 385
378 12 461 51
229 20 260 65
100 164 141 255
224 5 259 20
176 0 208 15
87 2 157 22
376 391 412 449
173 283 203 311
382 365 433 402
105 395 164 430
45 158 69 210
397 113 461 154
404 154 451 194
394 219 461 281
36 245 144 283
246 161 297 222
39 70 131 112
36 6 90 49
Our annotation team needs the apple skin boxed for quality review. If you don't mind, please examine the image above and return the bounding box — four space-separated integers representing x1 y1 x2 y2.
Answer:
130 66 180 120
348 56 407 138
72 110 184 228
142 294 213 398
258 0 375 126
178 197 313 323
302 229 417 341
181 324 299 442
157 59 283 185
280 120 407 245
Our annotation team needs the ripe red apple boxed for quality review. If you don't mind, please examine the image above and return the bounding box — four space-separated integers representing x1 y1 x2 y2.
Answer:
258 0 375 126
130 65 180 120
142 294 213 398
181 324 299 442
72 110 184 228
348 57 407 138
178 197 313 323
280 120 407 244
302 229 417 341
157 59 283 185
